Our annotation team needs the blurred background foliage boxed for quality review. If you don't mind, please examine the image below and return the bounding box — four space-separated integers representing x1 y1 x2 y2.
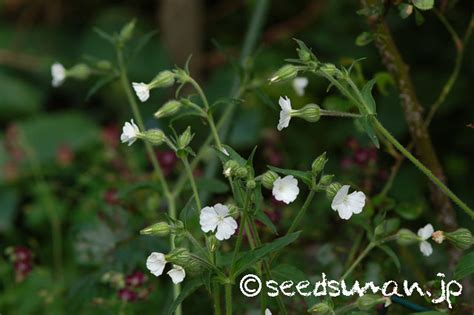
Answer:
0 0 473 314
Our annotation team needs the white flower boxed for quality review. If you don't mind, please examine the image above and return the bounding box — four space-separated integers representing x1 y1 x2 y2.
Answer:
120 119 140 146
272 175 299 204
265 309 272 315
146 252 167 277
417 223 434 257
167 265 186 284
132 82 150 102
51 62 66 87
331 185 366 220
200 203 238 241
292 77 308 96
277 96 292 131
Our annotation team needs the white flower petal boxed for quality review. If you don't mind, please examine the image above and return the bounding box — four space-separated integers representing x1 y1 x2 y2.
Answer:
272 175 299 204
278 110 292 131
120 119 140 146
215 216 238 240
265 309 272 315
51 62 66 87
347 191 366 214
199 206 219 233
278 96 292 112
132 82 150 102
292 77 308 96
214 203 230 217
417 224 434 241
167 265 186 284
331 185 365 219
331 185 350 210
419 240 433 257
336 203 354 220
146 252 167 277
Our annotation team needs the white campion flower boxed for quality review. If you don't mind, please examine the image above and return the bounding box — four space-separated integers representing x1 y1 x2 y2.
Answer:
277 96 292 131
272 175 299 204
331 185 366 220
146 253 186 283
199 203 238 241
132 82 150 102
167 265 186 284
51 62 66 87
120 119 140 146
292 77 308 96
417 223 434 257
265 309 272 315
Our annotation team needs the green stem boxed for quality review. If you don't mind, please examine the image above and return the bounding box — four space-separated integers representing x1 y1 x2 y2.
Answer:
320 109 362 118
225 283 233 315
182 155 202 209
213 282 222 315
116 47 181 315
372 117 474 218
286 189 316 235
340 242 375 281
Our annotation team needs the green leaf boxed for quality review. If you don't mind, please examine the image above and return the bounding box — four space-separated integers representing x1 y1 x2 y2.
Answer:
355 32 374 47
234 232 301 276
374 72 395 95
412 0 434 10
195 178 229 194
220 145 247 165
166 277 205 315
267 166 313 187
415 9 425 25
357 116 380 148
361 79 377 114
454 251 474 280
378 244 401 272
86 75 117 100
395 201 424 220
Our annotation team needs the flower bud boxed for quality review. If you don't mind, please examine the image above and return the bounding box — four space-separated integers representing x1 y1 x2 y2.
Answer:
208 235 219 253
96 60 112 71
119 19 136 43
261 171 279 189
432 230 445 244
246 179 256 190
445 228 473 250
140 129 166 145
356 295 390 311
269 64 298 83
319 174 334 187
293 104 321 122
67 63 91 80
154 100 182 119
178 126 193 148
223 160 239 178
150 70 175 89
166 248 204 275
326 182 342 199
227 204 240 218
308 302 333 314
234 166 249 179
311 152 327 175
140 222 171 236
297 48 312 62
396 229 419 245
320 63 338 76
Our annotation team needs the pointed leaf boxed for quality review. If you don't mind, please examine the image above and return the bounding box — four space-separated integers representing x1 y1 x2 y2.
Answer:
166 277 205 315
267 165 313 187
454 251 474 280
361 79 377 114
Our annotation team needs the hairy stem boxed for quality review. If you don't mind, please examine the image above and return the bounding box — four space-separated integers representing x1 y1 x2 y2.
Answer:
225 283 233 315
182 155 202 210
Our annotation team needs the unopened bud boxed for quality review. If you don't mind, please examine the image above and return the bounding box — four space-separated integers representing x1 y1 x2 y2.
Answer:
223 160 239 178
319 175 334 187
208 235 219 253
119 19 136 43
293 104 321 122
357 294 390 311
308 302 333 314
96 60 112 70
150 70 175 89
269 64 298 83
234 166 249 179
178 126 193 148
67 63 91 80
297 48 312 62
166 248 204 275
445 228 473 250
432 230 445 244
140 129 166 145
320 63 338 77
326 182 342 199
246 179 256 190
311 152 327 175
154 100 182 119
261 171 279 189
397 229 419 245
140 222 171 236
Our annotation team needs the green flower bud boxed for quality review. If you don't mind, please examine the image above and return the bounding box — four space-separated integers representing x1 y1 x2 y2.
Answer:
67 63 91 80
208 235 219 253
357 294 390 311
397 229 419 245
445 228 473 250
234 166 249 179
227 204 240 218
140 222 171 236
246 179 256 190
311 152 328 175
150 70 175 89
96 60 112 71
119 19 136 43
261 171 279 189
166 248 205 275
326 182 342 199
297 48 312 62
178 126 193 148
319 174 334 187
269 64 298 83
293 104 321 122
154 100 182 119
320 63 338 76
140 129 166 145
223 160 239 178
308 302 333 314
